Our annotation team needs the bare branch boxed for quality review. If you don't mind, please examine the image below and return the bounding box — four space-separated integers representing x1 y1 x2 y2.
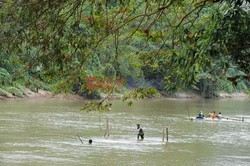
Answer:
175 0 208 28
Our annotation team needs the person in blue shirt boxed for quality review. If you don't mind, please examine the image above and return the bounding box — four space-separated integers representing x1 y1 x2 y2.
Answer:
196 111 204 119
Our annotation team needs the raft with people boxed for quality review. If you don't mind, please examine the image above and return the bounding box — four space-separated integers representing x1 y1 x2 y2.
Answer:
191 111 244 122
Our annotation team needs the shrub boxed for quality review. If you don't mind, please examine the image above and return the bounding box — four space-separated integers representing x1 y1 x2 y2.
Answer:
0 88 12 97
6 86 24 97
0 67 11 85
236 81 248 92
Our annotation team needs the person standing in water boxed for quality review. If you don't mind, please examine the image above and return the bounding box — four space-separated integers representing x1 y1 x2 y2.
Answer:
137 124 144 140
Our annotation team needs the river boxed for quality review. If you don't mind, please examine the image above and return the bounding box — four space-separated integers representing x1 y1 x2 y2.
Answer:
0 98 250 165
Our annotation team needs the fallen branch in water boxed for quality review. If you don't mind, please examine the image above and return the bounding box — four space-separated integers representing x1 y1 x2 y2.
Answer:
221 117 244 122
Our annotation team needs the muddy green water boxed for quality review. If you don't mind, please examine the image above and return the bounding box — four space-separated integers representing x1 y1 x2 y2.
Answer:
0 98 250 166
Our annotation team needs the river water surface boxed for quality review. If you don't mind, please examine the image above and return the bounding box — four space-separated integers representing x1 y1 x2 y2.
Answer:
0 98 250 166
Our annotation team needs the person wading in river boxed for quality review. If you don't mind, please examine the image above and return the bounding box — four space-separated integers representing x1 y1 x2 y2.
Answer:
137 124 144 140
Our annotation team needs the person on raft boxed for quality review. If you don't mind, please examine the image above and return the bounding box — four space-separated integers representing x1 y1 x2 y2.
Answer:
196 111 204 119
212 111 218 119
217 112 222 119
208 111 218 119
137 124 144 140
208 111 221 119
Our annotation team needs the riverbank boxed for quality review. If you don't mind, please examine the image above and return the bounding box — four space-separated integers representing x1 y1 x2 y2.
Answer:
162 92 249 99
0 88 83 101
0 89 249 101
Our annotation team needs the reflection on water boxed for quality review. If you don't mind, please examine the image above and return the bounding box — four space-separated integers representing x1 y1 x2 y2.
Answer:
0 98 250 165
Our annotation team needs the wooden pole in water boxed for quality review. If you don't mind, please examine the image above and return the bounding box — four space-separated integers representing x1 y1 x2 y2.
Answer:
166 128 168 142
162 129 165 142
104 117 107 137
99 114 101 130
185 103 191 120
107 116 110 137
104 115 109 137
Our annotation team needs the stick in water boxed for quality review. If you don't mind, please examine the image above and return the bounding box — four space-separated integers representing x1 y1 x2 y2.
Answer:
104 115 110 137
162 129 165 142
77 135 83 144
166 128 168 142
185 103 191 120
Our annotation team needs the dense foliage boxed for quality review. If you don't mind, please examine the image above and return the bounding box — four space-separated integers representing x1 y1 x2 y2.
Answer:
0 0 249 107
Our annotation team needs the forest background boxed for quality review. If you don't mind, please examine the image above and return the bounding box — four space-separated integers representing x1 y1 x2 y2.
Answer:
0 0 249 104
